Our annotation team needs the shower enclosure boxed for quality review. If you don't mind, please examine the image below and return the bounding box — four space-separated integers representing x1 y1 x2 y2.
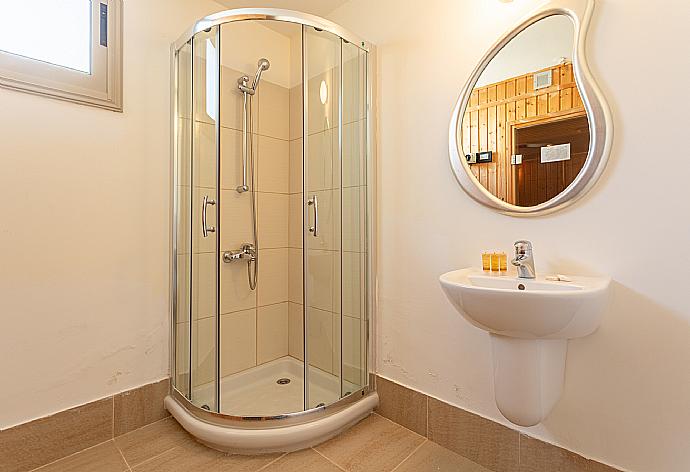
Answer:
167 9 376 452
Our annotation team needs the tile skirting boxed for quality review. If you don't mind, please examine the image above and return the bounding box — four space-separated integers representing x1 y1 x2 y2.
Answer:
0 378 169 472
374 375 624 472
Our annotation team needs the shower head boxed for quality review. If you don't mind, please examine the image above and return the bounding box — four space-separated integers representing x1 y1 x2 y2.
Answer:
251 58 270 90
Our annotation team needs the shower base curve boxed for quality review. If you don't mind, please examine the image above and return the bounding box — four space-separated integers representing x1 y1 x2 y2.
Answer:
165 392 379 454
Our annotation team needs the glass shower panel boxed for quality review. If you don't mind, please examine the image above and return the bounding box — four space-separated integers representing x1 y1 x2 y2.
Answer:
218 20 303 417
173 40 192 399
303 25 342 409
340 41 368 395
190 27 219 411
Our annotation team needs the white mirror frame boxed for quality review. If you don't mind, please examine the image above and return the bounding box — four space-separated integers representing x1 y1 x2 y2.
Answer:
448 0 612 216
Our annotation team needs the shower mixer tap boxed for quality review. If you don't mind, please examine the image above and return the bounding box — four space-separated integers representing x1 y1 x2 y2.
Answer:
223 243 256 263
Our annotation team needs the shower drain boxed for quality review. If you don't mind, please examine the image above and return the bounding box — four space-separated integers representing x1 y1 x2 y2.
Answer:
276 378 291 385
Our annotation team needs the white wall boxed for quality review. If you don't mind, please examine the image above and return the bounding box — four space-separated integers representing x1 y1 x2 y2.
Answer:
0 0 224 429
328 1 690 471
476 14 573 86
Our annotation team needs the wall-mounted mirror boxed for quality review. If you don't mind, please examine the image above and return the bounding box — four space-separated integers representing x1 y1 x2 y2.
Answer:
449 0 612 215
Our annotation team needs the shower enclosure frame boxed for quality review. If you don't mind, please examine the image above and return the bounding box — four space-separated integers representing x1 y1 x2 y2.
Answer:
167 8 378 447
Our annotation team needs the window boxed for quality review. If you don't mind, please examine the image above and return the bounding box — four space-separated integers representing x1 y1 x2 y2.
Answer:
0 0 123 111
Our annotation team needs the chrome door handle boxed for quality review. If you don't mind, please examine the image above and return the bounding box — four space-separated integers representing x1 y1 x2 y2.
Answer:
308 195 318 237
202 195 216 238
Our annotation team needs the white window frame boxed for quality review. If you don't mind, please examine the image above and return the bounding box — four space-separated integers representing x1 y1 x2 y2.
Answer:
0 0 123 111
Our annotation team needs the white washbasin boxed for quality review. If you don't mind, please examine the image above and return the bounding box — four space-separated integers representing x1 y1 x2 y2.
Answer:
439 267 611 426
439 268 611 339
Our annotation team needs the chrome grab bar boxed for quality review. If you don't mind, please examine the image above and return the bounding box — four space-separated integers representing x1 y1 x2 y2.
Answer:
308 195 318 237
237 84 250 193
202 195 216 238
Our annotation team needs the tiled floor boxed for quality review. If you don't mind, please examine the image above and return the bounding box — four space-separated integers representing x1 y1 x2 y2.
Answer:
30 413 491 472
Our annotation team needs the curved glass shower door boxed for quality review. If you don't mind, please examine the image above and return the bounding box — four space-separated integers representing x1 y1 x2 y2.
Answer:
172 15 369 419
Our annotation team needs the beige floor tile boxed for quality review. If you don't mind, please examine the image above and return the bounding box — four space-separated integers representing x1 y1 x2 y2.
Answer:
262 449 340 472
427 398 519 472
114 417 192 467
35 441 128 472
114 379 170 437
315 414 425 472
396 441 491 472
132 439 282 472
0 397 112 472
375 376 427 437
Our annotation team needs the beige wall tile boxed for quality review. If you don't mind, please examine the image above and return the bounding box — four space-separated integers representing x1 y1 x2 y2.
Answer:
220 309 257 376
315 414 424 472
174 322 190 395
288 193 303 249
257 303 289 364
220 66 254 131
342 120 366 188
257 248 288 306
220 256 257 314
258 81 289 140
257 193 288 249
342 186 363 252
219 127 244 191
396 440 492 472
289 138 303 194
342 251 363 318
306 129 334 192
342 315 364 387
518 435 623 472
192 252 216 320
219 189 252 251
0 397 112 472
428 397 519 472
306 249 334 312
288 248 303 304
342 49 367 125
288 302 304 360
193 121 217 189
175 255 190 323
289 86 303 140
307 307 334 373
176 186 191 255
114 379 170 437
257 135 289 194
193 317 216 387
38 440 128 472
376 376 428 437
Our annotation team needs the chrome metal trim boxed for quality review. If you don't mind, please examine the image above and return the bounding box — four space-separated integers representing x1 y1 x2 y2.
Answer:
214 26 222 413
170 384 374 428
301 25 310 411
169 43 178 403
448 0 613 216
173 8 370 54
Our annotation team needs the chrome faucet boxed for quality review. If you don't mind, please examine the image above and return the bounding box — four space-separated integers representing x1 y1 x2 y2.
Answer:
223 243 256 263
511 240 536 279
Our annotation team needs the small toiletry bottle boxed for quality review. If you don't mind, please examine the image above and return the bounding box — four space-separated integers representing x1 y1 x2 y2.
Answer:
482 252 491 271
498 252 507 272
490 252 500 272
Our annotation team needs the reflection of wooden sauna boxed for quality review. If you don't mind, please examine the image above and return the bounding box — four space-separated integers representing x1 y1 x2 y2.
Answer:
462 61 588 205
